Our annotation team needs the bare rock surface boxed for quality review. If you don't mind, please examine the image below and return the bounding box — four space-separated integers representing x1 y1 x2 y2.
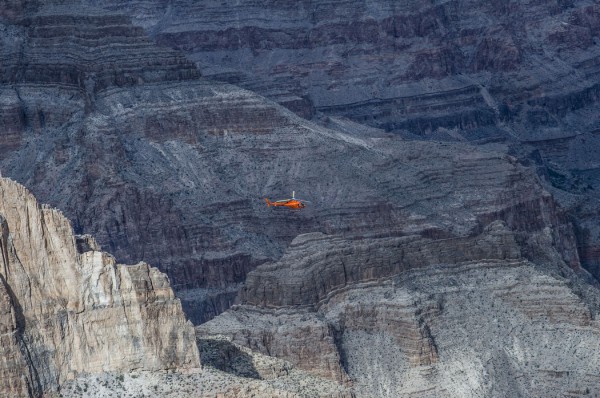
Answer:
93 0 600 282
0 176 199 396
55 359 352 398
0 266 38 397
199 223 600 397
1 1 600 397
0 176 354 398
1 0 586 324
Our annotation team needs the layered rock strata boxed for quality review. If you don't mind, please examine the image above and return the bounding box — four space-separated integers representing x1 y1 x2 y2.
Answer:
0 0 597 326
1 2 600 396
0 177 199 397
95 0 600 282
102 0 600 142
1 0 586 324
199 222 600 397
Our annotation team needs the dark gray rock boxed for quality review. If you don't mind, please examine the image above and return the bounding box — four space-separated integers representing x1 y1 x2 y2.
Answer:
93 0 600 281
3 0 586 324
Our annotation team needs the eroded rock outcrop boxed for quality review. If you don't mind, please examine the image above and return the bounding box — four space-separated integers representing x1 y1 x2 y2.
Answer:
2 0 586 325
0 268 39 397
95 0 600 284
0 177 199 397
200 222 600 397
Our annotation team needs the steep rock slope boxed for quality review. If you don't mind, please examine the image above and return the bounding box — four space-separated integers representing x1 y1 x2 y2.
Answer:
0 0 586 324
98 0 600 281
199 222 600 397
56 338 353 398
0 268 38 397
0 177 199 397
120 0 600 133
1 2 600 396
0 176 352 398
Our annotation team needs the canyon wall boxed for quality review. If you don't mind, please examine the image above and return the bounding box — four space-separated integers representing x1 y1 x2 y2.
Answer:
96 0 600 282
0 0 586 323
0 177 199 397
199 222 600 397
1 1 600 396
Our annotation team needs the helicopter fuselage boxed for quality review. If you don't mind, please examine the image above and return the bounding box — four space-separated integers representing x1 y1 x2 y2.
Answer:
265 198 306 209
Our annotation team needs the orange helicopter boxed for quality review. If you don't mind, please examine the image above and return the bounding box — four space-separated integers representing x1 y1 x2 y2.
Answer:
264 191 308 209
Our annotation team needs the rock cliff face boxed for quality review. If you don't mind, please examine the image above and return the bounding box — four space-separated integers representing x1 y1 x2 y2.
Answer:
199 222 600 397
0 267 38 397
141 0 600 135
0 177 199 397
1 1 600 397
97 0 600 282
2 0 586 324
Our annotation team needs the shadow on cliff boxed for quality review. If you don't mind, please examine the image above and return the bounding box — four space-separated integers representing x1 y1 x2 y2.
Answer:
197 338 261 379
0 272 43 397
0 215 44 396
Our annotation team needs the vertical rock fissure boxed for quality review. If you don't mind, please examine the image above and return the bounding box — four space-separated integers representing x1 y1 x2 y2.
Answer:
0 272 43 398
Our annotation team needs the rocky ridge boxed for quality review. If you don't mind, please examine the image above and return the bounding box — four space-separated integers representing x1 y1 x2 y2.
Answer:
1 0 587 324
199 222 600 397
96 0 600 282
0 175 351 397
0 176 199 396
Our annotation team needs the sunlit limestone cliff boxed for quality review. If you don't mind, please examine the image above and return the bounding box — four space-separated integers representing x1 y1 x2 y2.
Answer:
0 177 199 396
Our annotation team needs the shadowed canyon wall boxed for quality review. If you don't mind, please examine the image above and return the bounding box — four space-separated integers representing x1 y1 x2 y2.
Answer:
2 1 600 397
95 0 600 282
0 0 592 323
